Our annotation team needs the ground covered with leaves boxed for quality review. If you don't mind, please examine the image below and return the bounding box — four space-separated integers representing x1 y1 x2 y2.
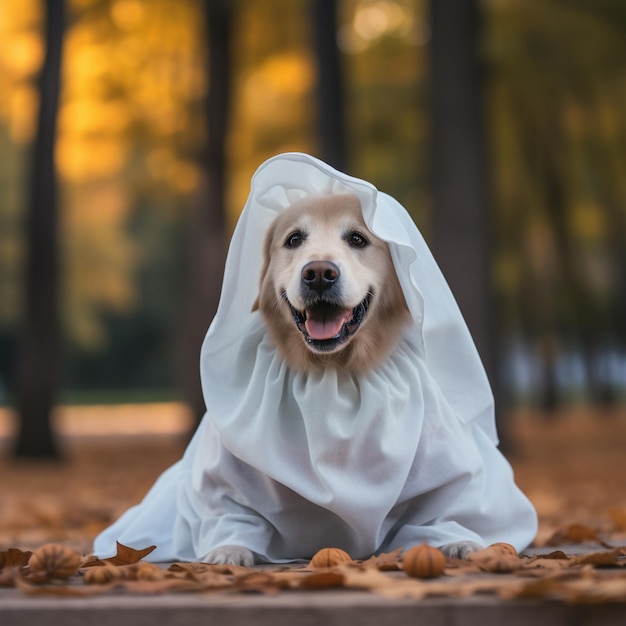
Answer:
1 408 626 603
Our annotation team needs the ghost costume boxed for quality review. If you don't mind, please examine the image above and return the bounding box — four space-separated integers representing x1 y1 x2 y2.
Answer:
94 152 537 563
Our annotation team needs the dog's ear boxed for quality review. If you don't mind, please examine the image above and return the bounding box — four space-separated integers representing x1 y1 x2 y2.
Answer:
251 295 260 312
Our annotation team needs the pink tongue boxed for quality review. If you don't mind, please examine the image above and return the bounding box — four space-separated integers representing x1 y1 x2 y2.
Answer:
305 308 352 340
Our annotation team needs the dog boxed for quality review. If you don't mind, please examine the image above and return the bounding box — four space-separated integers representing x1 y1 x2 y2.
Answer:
93 154 536 567
253 194 410 373
203 193 483 565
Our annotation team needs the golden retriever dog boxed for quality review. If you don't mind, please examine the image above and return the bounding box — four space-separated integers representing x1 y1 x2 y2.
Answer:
253 194 410 373
203 191 491 566
95 155 537 567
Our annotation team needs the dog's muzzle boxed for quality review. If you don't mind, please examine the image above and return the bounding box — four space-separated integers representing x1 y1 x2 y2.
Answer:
284 293 372 353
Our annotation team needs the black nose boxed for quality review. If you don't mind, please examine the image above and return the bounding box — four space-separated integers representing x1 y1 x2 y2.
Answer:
301 261 340 294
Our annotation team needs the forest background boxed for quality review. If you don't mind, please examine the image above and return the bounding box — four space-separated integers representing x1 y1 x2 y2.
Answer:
0 0 625 457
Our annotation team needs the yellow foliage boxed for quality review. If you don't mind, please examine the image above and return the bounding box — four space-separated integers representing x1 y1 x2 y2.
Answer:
111 0 145 31
59 99 131 135
8 83 38 143
57 135 127 181
571 203 605 241
62 181 138 348
0 0 42 143
242 53 313 126
0 30 43 75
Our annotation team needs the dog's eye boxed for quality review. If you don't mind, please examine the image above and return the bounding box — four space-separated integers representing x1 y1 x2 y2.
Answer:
346 231 368 248
285 231 305 248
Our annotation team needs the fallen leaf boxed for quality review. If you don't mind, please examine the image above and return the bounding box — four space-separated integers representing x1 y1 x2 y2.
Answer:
230 571 287 594
468 544 519 561
14 572 116 597
476 555 525 574
536 550 570 560
576 548 626 568
0 566 21 587
339 565 398 592
546 523 612 548
608 508 626 532
167 561 249 578
562 576 626 604
360 548 403 570
498 577 564 600
0 548 32 570
296 571 346 590
96 541 156 566
117 578 212 595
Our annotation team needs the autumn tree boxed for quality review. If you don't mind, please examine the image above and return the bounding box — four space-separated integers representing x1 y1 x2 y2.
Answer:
13 0 65 458
181 0 232 424
311 0 347 171
427 0 505 439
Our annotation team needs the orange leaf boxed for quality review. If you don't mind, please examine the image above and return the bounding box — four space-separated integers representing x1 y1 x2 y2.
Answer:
297 571 346 590
14 572 116 597
360 547 403 570
536 550 570 560
100 541 156 566
608 508 626 531
231 571 287 594
546 523 612 548
576 548 626 567
0 566 21 587
0 548 32 570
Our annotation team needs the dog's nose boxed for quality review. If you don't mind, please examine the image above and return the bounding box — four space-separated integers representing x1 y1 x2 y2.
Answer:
301 261 339 294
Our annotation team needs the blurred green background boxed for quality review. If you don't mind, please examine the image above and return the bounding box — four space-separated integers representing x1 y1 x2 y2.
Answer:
1 0 625 415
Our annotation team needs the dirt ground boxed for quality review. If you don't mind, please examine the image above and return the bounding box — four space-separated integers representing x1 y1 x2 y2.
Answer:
1 406 626 555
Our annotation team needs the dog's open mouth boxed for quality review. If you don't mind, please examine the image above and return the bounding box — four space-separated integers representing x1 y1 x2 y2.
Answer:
284 293 371 352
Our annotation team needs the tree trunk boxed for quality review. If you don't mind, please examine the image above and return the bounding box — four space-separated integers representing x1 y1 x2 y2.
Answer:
13 0 65 459
182 0 232 426
428 0 507 445
311 0 347 171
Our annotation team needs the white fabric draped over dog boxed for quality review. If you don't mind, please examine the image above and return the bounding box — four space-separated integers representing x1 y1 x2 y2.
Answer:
94 153 537 562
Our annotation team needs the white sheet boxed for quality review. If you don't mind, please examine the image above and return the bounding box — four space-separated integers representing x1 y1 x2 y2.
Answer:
94 153 537 562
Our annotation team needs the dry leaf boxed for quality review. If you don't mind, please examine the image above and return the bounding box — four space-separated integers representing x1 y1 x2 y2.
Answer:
230 571 286 594
562 576 626 604
95 541 157 566
546 523 612 548
14 572 116 597
296 571 346 590
83 561 168 584
498 577 564 600
339 565 398 592
536 550 570 560
0 566 21 587
0 548 32 570
469 545 520 562
83 564 126 584
360 548 403 570
608 508 626 532
476 555 525 574
116 578 208 595
576 548 626 568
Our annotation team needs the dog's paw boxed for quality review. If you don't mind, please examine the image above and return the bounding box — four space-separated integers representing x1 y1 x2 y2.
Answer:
439 541 484 560
203 545 255 567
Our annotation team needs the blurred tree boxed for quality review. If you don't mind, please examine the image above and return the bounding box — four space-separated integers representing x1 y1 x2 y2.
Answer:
427 1 504 436
486 0 626 409
311 0 347 171
13 0 65 458
181 0 232 424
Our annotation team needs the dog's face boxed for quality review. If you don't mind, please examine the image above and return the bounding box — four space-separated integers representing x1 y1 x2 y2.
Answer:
254 194 410 373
